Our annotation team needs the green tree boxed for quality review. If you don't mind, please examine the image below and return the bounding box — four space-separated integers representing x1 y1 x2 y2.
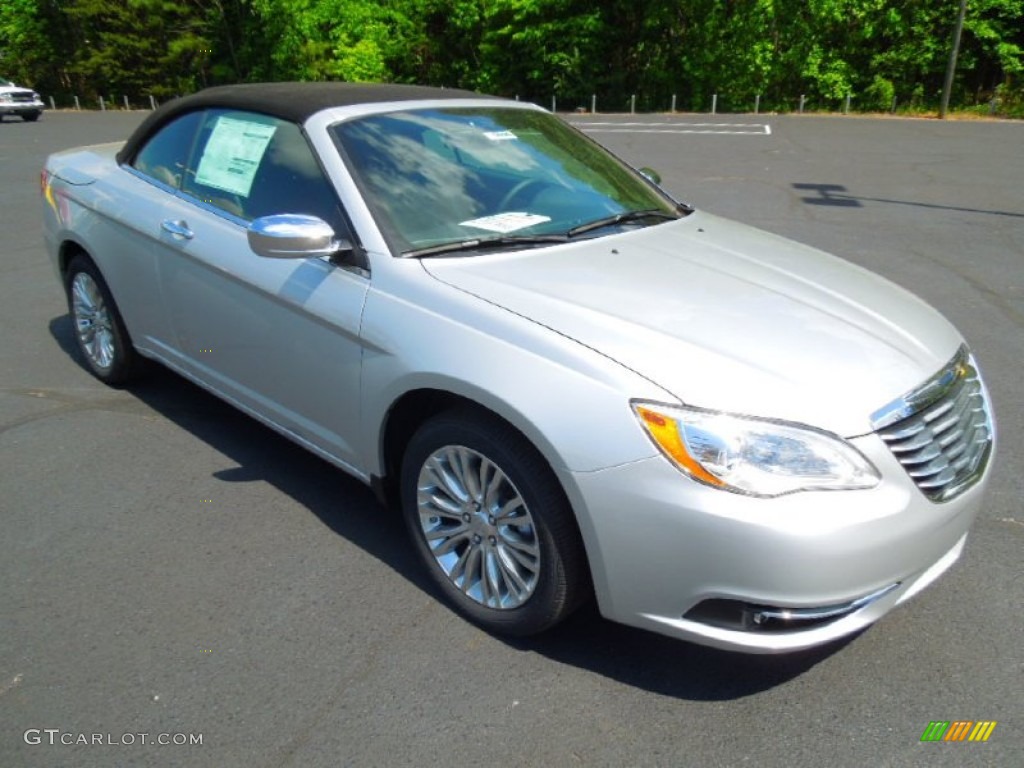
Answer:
0 0 70 93
245 0 425 82
2 0 1023 114
65 0 214 100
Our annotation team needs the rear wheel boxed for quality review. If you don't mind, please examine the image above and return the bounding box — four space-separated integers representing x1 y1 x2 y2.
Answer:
64 255 138 384
401 408 587 636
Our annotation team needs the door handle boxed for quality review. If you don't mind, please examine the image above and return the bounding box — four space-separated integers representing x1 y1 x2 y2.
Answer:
161 219 194 240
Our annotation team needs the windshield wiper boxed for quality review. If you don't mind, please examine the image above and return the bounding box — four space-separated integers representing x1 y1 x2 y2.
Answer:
404 234 569 258
566 208 682 238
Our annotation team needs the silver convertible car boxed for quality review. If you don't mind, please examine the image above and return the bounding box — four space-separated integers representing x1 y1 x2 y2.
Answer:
42 83 995 652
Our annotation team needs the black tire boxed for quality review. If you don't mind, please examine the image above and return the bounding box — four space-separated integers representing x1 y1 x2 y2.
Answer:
401 407 588 636
22 111 41 122
64 254 138 384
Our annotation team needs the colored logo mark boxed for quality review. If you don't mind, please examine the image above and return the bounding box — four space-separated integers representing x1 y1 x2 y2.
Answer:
920 721 997 742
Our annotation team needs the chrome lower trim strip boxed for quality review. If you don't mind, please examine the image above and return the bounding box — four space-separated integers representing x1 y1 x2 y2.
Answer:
751 582 901 625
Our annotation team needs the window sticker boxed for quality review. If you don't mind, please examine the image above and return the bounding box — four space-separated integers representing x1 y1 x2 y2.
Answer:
194 117 277 197
484 130 518 141
459 212 551 233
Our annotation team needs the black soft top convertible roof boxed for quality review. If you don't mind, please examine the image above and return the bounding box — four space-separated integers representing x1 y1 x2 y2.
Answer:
117 81 495 164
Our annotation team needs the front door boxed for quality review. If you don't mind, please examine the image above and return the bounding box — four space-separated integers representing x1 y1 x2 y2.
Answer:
153 108 370 473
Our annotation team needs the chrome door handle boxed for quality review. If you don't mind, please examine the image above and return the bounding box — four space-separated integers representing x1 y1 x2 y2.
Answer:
161 219 194 240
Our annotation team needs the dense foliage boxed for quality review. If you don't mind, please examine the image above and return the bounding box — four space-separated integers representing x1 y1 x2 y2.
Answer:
2 0 1022 114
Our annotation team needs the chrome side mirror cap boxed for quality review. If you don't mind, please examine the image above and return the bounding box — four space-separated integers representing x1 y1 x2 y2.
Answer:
247 214 349 259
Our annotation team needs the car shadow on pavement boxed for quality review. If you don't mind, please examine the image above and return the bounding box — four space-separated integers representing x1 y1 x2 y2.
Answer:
49 313 854 701
47 314 425 587
511 603 858 700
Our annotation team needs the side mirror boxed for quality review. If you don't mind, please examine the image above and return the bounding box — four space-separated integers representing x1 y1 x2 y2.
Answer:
247 214 350 259
638 167 662 185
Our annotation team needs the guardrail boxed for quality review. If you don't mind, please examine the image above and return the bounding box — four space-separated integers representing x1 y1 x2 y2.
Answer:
41 90 1010 119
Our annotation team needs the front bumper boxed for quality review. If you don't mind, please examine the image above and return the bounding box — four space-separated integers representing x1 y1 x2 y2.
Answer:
566 431 991 653
0 98 44 116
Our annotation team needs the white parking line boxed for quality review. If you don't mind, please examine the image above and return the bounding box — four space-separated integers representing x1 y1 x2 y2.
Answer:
571 121 771 136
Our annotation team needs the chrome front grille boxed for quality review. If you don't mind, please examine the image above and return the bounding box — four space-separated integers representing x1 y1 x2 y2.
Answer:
872 346 993 502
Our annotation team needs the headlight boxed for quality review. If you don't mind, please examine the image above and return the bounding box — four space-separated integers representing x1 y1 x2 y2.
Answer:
0 94 12 103
632 401 879 497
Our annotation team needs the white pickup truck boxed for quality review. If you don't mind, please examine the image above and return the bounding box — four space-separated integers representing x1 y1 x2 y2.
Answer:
0 77 44 121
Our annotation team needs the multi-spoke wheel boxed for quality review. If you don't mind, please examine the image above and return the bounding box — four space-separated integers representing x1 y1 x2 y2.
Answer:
401 408 587 636
416 444 542 609
64 254 138 384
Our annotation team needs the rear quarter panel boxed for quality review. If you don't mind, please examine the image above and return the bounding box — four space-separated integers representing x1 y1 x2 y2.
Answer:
45 145 175 354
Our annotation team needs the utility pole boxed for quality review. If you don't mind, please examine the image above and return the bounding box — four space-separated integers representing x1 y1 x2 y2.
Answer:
940 0 968 118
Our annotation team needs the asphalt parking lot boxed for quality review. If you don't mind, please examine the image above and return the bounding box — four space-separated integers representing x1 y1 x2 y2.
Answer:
1 109 1021 768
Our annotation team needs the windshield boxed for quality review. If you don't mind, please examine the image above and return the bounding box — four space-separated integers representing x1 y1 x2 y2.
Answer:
330 107 680 255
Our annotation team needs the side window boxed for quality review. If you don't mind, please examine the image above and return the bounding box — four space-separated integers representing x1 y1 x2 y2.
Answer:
131 110 203 188
181 109 344 231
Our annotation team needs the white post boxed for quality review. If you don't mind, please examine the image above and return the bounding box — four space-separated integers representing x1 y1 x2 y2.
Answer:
74 95 80 110
711 93 717 114
49 96 56 110
754 94 760 114
591 94 596 114
671 93 676 113
630 94 636 114
123 95 130 110
149 94 157 110
99 96 106 111
799 94 806 113
551 95 556 113
940 0 969 118
844 94 851 114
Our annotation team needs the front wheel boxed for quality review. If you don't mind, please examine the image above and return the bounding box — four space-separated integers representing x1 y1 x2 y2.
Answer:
64 255 138 384
22 111 41 122
401 408 587 636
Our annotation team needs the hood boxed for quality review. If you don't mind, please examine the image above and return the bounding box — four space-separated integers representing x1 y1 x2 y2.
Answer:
422 211 963 437
0 84 36 96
